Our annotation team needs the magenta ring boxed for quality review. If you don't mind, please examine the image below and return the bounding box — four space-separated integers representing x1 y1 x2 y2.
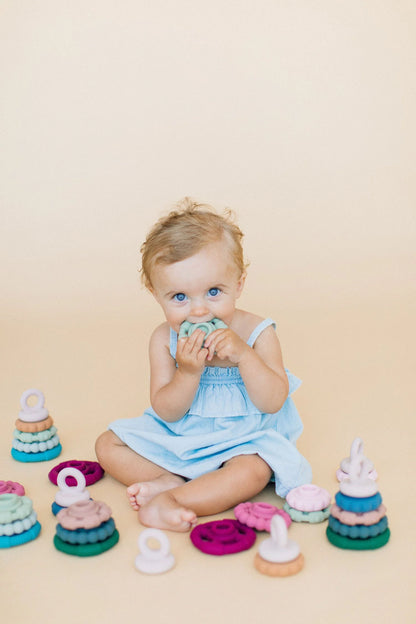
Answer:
48 460 104 486
190 519 256 555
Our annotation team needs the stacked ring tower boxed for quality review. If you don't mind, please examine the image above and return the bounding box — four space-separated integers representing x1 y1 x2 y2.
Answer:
12 389 62 462
284 484 332 523
327 454 390 550
54 499 119 556
0 486 41 548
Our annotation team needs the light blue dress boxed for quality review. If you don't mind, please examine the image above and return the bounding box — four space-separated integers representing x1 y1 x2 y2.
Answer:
109 318 312 497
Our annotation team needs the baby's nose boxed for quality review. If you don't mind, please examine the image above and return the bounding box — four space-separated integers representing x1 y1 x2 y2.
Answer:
190 300 209 318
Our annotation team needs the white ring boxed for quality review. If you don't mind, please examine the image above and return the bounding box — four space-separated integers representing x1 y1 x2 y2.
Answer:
138 529 170 560
57 467 87 492
18 389 48 422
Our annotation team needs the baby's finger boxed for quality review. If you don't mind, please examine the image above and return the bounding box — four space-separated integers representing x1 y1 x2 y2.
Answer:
188 329 206 353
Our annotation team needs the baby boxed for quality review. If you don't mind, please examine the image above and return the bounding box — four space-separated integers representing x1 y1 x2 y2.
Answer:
95 198 312 531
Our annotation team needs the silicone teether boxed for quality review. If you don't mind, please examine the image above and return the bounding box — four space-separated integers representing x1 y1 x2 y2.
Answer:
54 467 90 507
18 389 49 423
190 519 256 555
286 484 331 512
337 437 377 482
48 460 104 486
234 502 291 531
135 529 175 574
254 515 304 577
339 456 379 498
0 480 25 496
178 318 227 343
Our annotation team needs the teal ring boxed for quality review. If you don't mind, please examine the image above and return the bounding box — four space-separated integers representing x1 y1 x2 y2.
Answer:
54 529 119 556
0 522 41 548
11 444 62 463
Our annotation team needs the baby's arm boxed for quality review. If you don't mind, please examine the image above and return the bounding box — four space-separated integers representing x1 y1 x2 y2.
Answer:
204 325 289 414
149 324 208 422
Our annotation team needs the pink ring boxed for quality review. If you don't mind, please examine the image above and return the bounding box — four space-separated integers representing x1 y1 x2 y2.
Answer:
286 484 331 512
0 480 25 496
234 502 291 531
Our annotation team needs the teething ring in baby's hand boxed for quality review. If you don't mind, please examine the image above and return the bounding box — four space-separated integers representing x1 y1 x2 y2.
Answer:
190 519 256 555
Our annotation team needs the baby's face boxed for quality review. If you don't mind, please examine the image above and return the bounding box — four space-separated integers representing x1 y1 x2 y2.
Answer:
150 241 245 333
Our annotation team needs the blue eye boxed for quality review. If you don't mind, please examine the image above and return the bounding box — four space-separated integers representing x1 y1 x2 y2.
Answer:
173 293 187 302
208 287 220 297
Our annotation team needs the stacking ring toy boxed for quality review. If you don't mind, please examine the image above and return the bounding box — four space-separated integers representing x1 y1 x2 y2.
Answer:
234 502 291 531
179 318 227 343
254 514 304 577
54 529 119 557
0 480 25 496
54 467 90 507
0 495 33 524
15 415 54 433
190 519 256 555
48 460 104 486
135 528 175 574
11 444 62 463
57 500 112 530
283 503 331 524
286 484 331 512
335 491 382 513
0 522 41 548
328 516 388 539
330 503 387 526
326 526 390 550
18 389 49 422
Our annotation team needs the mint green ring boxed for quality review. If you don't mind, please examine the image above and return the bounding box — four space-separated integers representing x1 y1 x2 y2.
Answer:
0 494 33 523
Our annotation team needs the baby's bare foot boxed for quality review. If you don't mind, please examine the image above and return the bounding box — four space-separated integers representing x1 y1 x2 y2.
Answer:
127 474 185 511
139 491 197 532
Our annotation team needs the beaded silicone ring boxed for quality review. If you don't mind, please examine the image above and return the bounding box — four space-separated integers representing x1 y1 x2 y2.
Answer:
48 460 104 486
190 519 256 555
54 529 119 557
234 502 291 531
0 480 25 496
0 522 41 549
328 516 388 539
326 526 390 550
335 491 382 513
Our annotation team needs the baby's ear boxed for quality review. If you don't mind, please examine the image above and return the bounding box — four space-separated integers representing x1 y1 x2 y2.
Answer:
236 272 246 297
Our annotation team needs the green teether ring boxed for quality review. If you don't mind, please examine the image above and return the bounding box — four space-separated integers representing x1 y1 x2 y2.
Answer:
13 426 57 443
0 494 33 523
326 526 390 550
178 318 227 343
0 511 38 536
53 528 119 556
283 502 331 523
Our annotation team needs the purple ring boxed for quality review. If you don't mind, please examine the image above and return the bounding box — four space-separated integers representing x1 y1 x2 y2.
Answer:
48 460 104 486
190 519 256 555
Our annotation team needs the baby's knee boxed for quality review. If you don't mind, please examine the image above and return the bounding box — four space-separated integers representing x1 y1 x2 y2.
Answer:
95 430 119 463
227 454 272 487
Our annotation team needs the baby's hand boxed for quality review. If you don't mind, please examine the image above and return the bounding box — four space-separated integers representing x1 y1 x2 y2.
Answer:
204 328 249 365
176 329 209 376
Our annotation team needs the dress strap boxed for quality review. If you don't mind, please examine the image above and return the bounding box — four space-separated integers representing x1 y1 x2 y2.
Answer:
246 318 276 347
169 328 178 359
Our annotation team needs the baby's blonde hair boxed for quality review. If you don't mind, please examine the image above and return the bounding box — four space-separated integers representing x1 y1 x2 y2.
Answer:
140 197 247 290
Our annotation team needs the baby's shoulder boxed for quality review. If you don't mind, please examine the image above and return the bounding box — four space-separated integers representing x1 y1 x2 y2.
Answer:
150 322 171 349
233 310 269 342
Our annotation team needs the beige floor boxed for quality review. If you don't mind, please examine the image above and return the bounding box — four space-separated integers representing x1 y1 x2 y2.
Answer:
1 299 415 624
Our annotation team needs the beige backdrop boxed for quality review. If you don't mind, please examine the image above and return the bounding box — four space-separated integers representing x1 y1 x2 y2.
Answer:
1 1 415 623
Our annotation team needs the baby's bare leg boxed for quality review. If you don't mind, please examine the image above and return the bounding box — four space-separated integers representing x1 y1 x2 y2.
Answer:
139 454 272 531
95 431 185 509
